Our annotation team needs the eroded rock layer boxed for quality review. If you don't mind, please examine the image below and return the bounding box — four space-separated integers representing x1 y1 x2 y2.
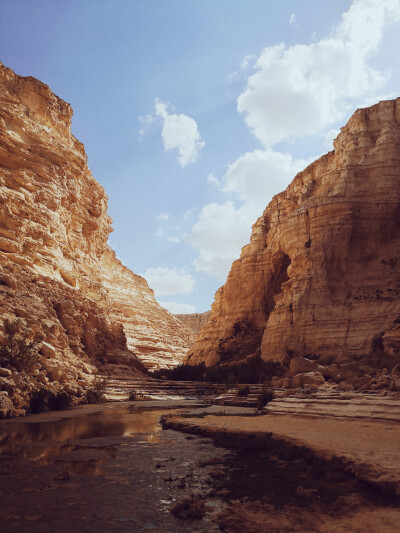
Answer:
187 99 400 368
0 63 193 411
174 312 211 336
100 249 195 370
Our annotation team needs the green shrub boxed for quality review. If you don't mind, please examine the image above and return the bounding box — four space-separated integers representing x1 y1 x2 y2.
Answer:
237 385 250 397
85 375 108 404
0 318 41 373
128 389 137 401
258 387 274 408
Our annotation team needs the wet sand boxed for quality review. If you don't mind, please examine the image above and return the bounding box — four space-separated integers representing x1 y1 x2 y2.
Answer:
163 409 400 532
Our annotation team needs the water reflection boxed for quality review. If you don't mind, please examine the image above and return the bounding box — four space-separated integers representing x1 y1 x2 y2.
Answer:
0 408 174 466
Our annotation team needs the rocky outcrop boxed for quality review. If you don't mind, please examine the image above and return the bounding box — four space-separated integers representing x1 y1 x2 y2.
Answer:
186 99 400 372
100 248 195 370
0 63 193 411
174 312 211 336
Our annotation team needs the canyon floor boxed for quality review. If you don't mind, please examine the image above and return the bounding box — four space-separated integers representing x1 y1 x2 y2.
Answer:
0 396 399 532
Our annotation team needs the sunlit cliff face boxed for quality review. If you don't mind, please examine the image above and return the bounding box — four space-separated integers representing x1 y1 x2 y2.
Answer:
0 63 197 413
187 99 400 367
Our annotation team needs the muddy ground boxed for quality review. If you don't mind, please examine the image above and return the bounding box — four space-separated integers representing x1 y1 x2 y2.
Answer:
1 402 399 532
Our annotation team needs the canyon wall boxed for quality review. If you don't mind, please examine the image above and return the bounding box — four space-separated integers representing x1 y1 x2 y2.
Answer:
174 312 211 336
186 99 400 368
100 249 195 369
0 63 193 411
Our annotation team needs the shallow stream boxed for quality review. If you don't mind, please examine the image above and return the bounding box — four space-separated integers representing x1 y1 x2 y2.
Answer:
0 404 229 532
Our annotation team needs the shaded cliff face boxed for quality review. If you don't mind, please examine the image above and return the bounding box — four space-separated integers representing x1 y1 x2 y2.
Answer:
0 63 193 410
186 99 400 367
174 312 211 336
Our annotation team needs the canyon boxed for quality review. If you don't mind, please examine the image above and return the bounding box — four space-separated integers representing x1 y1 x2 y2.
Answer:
187 99 400 382
0 63 194 413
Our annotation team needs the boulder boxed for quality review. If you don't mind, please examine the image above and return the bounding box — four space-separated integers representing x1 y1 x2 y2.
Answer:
292 371 325 388
290 357 318 376
0 367 12 377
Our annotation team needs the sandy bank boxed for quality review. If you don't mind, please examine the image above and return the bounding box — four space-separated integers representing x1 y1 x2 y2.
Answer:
162 409 400 497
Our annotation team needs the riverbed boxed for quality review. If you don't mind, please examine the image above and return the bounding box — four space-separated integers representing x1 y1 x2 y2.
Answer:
0 402 230 532
1 401 399 533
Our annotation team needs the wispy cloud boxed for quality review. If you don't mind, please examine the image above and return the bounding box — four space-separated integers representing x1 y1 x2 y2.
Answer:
157 212 170 222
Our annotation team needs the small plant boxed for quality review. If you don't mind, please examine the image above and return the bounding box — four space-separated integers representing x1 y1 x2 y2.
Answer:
237 384 250 397
0 318 41 373
85 375 108 404
128 389 137 401
258 385 274 408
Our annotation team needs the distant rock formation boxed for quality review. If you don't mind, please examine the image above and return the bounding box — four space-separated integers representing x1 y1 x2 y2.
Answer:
0 63 194 412
186 99 400 370
175 312 211 336
100 249 195 370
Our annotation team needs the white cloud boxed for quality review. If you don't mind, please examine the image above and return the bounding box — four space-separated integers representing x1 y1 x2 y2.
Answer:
241 54 256 70
157 212 170 222
142 267 194 296
154 98 205 167
187 0 400 282
158 301 196 314
322 129 340 150
207 173 221 187
138 113 155 140
186 150 310 280
184 208 196 220
186 202 255 281
289 13 297 26
222 149 309 212
187 0 400 284
238 0 400 148
155 228 165 238
168 236 180 244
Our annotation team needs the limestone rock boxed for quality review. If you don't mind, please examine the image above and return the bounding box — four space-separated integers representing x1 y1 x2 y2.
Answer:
174 312 211 336
289 357 317 376
0 63 195 411
40 341 56 358
0 391 13 418
100 249 195 370
292 372 325 389
187 99 400 373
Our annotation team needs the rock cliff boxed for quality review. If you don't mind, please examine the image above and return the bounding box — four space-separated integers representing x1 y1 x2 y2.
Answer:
100 248 195 370
186 99 400 370
174 312 211 336
0 63 193 412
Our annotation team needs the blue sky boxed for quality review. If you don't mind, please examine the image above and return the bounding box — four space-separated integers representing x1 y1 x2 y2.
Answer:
1 0 400 313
